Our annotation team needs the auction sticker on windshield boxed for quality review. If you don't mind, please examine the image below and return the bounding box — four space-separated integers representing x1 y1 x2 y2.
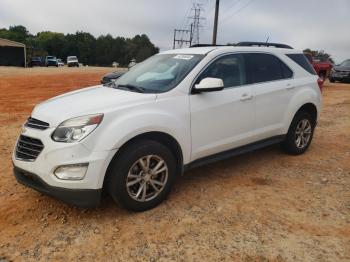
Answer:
173 55 194 60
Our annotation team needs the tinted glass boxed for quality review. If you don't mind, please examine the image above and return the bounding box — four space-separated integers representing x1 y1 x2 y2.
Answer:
244 53 292 84
286 54 317 75
281 61 293 78
196 54 246 88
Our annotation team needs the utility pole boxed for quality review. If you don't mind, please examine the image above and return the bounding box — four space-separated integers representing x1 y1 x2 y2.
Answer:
173 29 192 49
212 0 220 45
189 3 205 45
171 1 204 48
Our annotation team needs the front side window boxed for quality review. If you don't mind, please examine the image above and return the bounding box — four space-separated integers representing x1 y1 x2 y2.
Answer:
114 54 204 93
245 53 293 84
196 54 247 88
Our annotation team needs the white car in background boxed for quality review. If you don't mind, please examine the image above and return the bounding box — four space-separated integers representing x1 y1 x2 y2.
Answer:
13 42 322 211
128 59 137 69
57 59 64 67
67 56 79 67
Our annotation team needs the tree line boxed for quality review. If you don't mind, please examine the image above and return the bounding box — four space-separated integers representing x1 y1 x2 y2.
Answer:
303 48 334 64
0 25 159 66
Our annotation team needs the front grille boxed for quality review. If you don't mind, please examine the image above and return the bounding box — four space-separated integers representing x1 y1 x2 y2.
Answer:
15 135 44 161
25 117 49 130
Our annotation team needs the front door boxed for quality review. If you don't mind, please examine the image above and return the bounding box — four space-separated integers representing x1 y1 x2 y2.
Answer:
190 54 256 161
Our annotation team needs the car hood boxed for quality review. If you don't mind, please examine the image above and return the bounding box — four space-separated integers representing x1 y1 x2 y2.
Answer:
32 85 156 126
333 66 350 71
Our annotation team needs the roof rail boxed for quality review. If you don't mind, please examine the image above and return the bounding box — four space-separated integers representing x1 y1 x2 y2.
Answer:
189 42 293 49
236 42 293 49
190 44 227 48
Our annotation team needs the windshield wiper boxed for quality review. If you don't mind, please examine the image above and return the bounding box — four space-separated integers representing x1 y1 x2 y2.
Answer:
117 84 145 93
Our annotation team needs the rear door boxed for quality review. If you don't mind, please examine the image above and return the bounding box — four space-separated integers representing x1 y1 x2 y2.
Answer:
244 53 294 139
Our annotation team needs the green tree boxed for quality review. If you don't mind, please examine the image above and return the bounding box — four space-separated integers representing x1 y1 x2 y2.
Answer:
0 25 29 43
0 25 159 66
303 48 334 64
36 31 66 58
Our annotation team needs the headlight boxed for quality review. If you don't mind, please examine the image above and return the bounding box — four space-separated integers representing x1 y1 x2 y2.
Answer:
52 114 103 143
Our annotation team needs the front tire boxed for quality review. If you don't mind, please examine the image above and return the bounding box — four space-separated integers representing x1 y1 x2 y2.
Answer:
107 140 177 211
282 111 315 155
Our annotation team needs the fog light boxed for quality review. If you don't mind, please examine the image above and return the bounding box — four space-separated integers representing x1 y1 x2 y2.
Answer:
54 163 89 180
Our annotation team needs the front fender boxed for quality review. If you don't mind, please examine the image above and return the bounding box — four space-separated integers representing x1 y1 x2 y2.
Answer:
84 107 191 163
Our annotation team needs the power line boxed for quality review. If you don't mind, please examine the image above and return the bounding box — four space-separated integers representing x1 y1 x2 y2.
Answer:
172 0 206 48
220 0 257 24
173 28 192 49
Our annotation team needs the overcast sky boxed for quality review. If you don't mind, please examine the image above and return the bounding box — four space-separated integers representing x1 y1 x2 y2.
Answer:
1 0 349 63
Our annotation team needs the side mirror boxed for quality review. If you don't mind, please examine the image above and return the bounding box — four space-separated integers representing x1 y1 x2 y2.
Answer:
194 77 224 93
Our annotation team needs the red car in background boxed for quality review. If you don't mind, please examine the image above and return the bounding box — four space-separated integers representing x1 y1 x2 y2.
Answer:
304 53 333 81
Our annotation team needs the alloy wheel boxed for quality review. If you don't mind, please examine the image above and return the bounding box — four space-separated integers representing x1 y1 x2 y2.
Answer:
126 155 168 202
295 119 312 149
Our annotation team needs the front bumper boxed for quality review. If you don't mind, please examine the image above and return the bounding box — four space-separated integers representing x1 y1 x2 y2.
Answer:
46 61 58 66
330 72 350 81
68 62 79 67
12 126 118 206
14 166 101 207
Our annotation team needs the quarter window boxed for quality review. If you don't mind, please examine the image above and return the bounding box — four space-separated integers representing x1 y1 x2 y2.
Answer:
286 54 317 75
245 53 293 84
196 54 247 88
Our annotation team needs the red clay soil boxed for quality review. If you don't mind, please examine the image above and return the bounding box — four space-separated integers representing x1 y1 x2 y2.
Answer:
0 67 349 261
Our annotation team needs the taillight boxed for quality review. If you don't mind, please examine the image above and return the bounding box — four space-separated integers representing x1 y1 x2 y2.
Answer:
317 78 323 92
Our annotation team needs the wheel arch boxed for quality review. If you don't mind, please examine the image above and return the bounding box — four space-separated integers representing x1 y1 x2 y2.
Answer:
283 84 321 134
103 131 184 191
295 103 318 124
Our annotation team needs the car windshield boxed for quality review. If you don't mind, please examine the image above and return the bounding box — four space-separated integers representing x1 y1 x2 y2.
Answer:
113 54 204 93
340 60 350 67
68 56 77 61
47 56 56 60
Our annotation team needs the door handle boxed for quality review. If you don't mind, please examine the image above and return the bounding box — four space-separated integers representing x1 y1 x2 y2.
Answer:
240 93 253 101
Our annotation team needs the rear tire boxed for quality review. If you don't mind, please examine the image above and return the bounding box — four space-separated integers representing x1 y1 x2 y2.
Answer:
107 140 177 211
281 111 315 155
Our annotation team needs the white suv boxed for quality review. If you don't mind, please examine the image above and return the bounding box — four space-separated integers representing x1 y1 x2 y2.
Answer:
13 43 322 211
67 56 79 67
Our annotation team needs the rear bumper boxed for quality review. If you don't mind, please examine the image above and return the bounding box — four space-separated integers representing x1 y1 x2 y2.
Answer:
13 166 101 208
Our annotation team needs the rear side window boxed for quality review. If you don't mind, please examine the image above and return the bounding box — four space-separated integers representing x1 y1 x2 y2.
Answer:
244 53 293 84
286 54 317 75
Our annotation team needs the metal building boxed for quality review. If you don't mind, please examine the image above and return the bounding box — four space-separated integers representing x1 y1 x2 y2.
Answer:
0 38 26 67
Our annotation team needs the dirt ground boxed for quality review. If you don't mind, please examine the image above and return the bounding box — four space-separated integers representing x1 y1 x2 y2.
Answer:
0 67 349 262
